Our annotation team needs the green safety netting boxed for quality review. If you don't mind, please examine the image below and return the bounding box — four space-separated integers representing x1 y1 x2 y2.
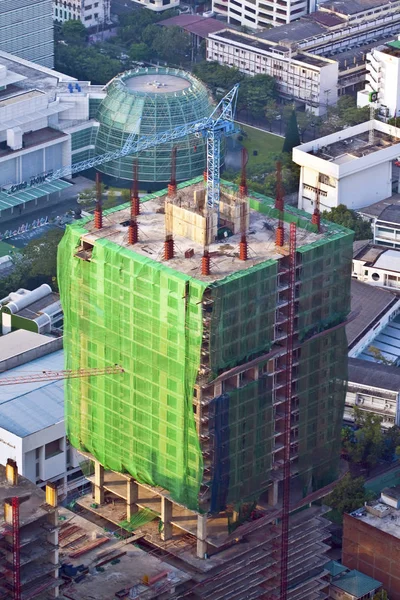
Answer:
58 181 353 513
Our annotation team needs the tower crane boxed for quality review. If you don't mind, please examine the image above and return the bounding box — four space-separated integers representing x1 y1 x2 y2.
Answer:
37 85 240 218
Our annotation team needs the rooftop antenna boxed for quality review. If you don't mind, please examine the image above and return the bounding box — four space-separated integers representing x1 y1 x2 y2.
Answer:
128 160 140 245
275 162 284 247
94 172 102 229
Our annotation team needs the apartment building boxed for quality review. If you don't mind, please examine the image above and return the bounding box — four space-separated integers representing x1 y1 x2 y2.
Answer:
212 0 317 29
53 0 111 28
207 30 338 114
0 0 53 68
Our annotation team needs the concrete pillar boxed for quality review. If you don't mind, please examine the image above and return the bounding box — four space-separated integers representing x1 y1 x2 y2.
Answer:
160 497 173 541
94 461 104 505
268 481 279 507
127 479 139 520
196 514 208 559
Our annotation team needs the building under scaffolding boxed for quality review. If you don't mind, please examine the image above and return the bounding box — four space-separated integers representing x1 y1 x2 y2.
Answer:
58 176 353 599
0 460 59 600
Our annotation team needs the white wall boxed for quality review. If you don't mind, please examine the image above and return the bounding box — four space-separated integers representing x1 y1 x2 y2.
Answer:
0 428 23 470
338 161 392 210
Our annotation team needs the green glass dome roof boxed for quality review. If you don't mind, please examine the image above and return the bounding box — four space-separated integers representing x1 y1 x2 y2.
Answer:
95 67 215 183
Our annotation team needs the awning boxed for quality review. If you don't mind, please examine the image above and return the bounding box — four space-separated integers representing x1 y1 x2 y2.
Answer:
0 179 73 212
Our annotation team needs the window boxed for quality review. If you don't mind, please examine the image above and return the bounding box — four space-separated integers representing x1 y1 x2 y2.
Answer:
85 3 92 8
45 438 63 459
371 272 380 281
84 14 91 20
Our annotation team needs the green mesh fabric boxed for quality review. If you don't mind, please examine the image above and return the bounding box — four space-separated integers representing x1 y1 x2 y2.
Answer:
58 226 206 510
208 260 278 375
296 326 349 494
95 67 214 182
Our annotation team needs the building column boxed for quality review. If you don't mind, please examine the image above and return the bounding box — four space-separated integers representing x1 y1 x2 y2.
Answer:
268 481 278 507
196 514 208 559
126 478 139 520
94 461 104 504
161 497 173 541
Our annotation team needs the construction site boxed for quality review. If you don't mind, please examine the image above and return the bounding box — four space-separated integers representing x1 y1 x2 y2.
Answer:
57 114 353 598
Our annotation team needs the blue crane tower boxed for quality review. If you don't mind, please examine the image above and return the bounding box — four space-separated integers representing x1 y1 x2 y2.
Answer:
44 84 240 219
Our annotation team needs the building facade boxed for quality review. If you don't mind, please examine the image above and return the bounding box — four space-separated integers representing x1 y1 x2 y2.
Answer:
352 244 400 291
358 39 400 120
127 0 179 13
207 30 338 115
343 491 400 600
345 358 400 430
0 0 54 68
293 121 400 213
212 0 316 29
53 0 111 28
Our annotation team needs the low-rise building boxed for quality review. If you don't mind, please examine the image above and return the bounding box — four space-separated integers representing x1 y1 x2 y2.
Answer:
345 357 400 429
343 489 400 600
53 0 111 28
329 569 382 600
292 120 400 213
210 0 400 102
352 243 400 290
128 0 179 12
207 30 338 115
0 284 63 335
0 333 85 498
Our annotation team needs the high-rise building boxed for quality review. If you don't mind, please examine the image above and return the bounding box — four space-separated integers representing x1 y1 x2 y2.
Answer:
0 0 53 68
58 175 352 597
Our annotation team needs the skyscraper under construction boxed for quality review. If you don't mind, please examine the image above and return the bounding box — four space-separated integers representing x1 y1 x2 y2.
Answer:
58 175 353 599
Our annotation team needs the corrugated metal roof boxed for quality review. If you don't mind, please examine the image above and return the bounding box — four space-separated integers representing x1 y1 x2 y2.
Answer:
332 570 381 596
0 350 64 437
348 357 400 391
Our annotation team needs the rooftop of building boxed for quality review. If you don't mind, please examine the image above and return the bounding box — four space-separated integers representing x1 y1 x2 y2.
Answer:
0 51 76 93
349 498 400 539
0 350 64 437
257 17 326 44
348 357 400 391
378 205 400 226
330 569 382 597
74 178 348 284
358 193 400 219
0 330 59 367
353 244 400 272
324 560 348 577
320 0 396 16
0 284 60 318
382 484 400 500
347 279 400 348
158 14 231 38
309 130 400 163
0 126 67 158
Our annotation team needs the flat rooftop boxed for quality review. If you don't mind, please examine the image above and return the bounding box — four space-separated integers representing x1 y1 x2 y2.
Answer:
310 130 400 164
350 501 400 539
77 179 339 284
0 464 50 528
358 193 400 219
0 127 67 158
321 0 392 16
0 329 56 364
125 73 191 94
348 357 400 392
0 89 44 109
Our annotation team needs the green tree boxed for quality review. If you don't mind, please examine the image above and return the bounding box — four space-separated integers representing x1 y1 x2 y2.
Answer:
237 75 277 119
282 110 300 153
373 590 388 600
120 188 131 203
55 45 121 84
151 27 191 65
0 229 64 297
193 61 244 94
129 42 150 62
325 473 373 515
344 408 384 470
60 20 87 45
264 101 279 131
321 204 373 240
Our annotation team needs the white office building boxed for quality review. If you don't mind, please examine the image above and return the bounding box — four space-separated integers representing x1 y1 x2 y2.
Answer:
0 50 104 224
207 30 338 115
0 331 86 497
53 0 111 28
358 39 400 120
0 0 54 68
292 120 400 213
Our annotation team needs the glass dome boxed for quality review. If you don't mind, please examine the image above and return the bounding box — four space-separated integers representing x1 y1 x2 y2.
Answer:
95 67 215 183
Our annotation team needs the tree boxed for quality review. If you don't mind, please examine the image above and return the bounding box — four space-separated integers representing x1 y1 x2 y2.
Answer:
321 204 373 240
282 110 300 153
60 20 87 45
344 408 384 471
55 45 121 84
373 590 388 600
237 75 277 119
264 101 279 131
193 61 244 94
325 473 373 515
0 229 64 297
151 27 191 65
129 42 150 62
120 188 131 203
